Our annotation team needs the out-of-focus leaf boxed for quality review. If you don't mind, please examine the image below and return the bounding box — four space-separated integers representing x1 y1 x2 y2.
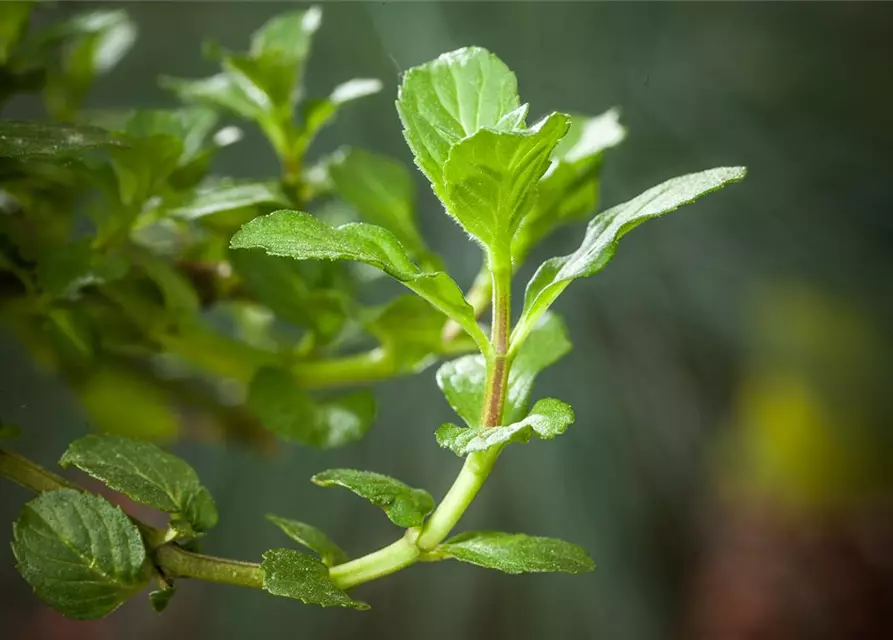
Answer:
60 434 218 531
0 2 33 65
266 514 348 567
261 548 368 610
329 147 425 256
515 167 748 344
436 397 574 456
166 180 288 221
436 531 595 574
231 210 487 350
311 468 434 528
35 239 128 299
298 78 382 151
11 489 150 619
78 366 179 441
364 295 445 373
0 120 123 160
149 584 175 613
230 249 346 342
247 366 374 449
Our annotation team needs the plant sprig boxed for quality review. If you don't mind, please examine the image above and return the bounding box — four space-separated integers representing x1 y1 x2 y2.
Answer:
1 7 745 620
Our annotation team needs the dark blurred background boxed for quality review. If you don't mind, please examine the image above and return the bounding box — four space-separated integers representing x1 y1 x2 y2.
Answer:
2 2 893 639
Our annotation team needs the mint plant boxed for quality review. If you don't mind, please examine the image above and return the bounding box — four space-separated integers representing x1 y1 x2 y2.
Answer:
0 5 745 620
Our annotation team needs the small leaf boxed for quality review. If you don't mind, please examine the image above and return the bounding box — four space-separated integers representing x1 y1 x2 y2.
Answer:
299 78 383 149
437 531 595 574
0 120 123 159
442 112 570 257
166 180 288 221
513 109 627 262
437 312 570 427
515 167 747 343
162 73 267 122
396 46 521 196
0 2 33 64
149 584 175 613
261 548 368 610
59 434 218 531
231 210 487 350
436 398 574 456
266 515 348 567
329 147 426 255
250 7 321 63
311 469 434 528
11 489 150 619
247 367 374 449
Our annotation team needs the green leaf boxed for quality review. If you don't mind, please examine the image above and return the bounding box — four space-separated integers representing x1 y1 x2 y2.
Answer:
298 78 383 151
0 2 32 65
162 73 267 122
247 367 374 449
266 514 348 567
436 397 574 456
396 46 521 196
129 247 200 320
250 7 321 64
78 366 179 441
166 180 288 221
40 10 137 119
231 210 488 350
149 584 175 613
364 295 446 374
437 312 570 427
35 239 128 299
329 147 426 255
119 107 219 165
0 120 123 159
441 112 570 257
230 250 346 342
11 489 150 619
515 166 747 344
261 548 368 610
311 469 434 528
437 531 595 574
59 434 218 531
513 108 627 262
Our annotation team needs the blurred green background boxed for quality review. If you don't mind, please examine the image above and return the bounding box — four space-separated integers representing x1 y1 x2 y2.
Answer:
2 2 892 639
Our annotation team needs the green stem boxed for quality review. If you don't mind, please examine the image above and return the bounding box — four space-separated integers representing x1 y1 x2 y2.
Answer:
0 449 77 494
155 545 263 588
329 534 420 589
328 255 514 589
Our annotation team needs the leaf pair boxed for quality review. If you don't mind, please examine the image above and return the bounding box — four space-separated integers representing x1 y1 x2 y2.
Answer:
12 435 218 619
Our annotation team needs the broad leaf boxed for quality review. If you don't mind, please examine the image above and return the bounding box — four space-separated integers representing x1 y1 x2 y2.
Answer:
329 147 425 255
0 120 123 159
515 166 747 344
437 312 570 427
513 108 627 261
247 367 374 449
59 434 218 531
167 180 288 221
266 514 348 567
231 210 488 350
311 468 434 528
261 548 368 610
11 489 150 619
436 397 574 456
396 46 521 196
437 531 595 574
442 112 570 257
